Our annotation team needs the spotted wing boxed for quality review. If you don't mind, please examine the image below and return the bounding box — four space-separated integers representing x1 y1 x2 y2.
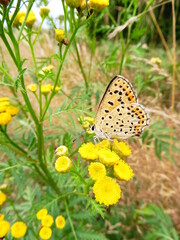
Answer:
95 75 137 133
101 103 149 139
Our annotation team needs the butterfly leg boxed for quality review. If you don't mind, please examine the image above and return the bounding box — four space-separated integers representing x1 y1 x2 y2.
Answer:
93 136 100 144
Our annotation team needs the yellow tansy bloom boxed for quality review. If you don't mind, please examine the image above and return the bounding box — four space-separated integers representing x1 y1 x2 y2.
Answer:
80 0 87 10
93 176 121 206
55 215 66 229
41 84 52 95
0 112 12 125
36 208 48 220
78 116 95 125
0 105 7 113
27 84 37 92
98 148 119 166
0 97 9 102
55 29 65 42
81 120 90 129
11 222 27 238
39 227 52 240
0 101 10 107
39 6 50 18
97 139 111 149
88 162 106 180
55 156 72 173
55 145 68 157
65 0 83 8
0 213 5 221
150 57 162 66
78 142 99 161
42 65 54 73
41 214 54 227
19 11 36 27
113 139 132 156
54 86 61 93
12 11 25 27
0 191 6 205
114 160 134 181
0 220 10 238
6 106 19 116
89 0 109 11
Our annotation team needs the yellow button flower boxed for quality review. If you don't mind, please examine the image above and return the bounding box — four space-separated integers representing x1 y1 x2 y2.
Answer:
0 213 5 221
81 120 90 129
55 29 65 42
11 222 27 238
55 156 72 173
41 84 52 95
88 162 106 180
55 215 66 229
6 106 19 116
0 112 12 125
78 142 99 161
39 6 50 18
55 145 69 157
36 208 48 220
80 0 87 10
0 191 6 205
27 84 37 92
39 227 52 240
114 160 134 181
89 0 109 11
12 11 25 27
112 139 132 157
65 0 83 8
42 65 54 73
0 97 9 102
19 11 36 27
0 101 10 107
54 86 61 93
0 105 7 113
0 220 10 238
98 148 119 166
97 139 111 149
41 214 54 227
93 176 121 206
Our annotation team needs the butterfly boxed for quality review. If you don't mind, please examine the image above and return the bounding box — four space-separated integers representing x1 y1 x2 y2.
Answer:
91 75 149 140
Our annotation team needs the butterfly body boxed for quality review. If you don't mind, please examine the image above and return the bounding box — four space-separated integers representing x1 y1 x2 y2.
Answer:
94 75 149 140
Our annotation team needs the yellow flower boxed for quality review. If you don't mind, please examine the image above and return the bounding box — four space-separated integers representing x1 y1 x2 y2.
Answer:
0 220 10 238
78 116 95 125
0 97 9 102
0 101 10 107
150 57 162 66
0 213 5 221
55 215 66 229
41 84 52 95
55 145 69 157
36 208 48 220
41 214 54 227
114 160 134 181
39 6 50 18
6 106 19 116
98 148 119 166
65 0 83 8
27 84 37 92
0 112 12 125
55 156 72 173
82 120 90 129
112 139 132 157
80 0 87 10
88 162 106 180
0 105 7 113
97 139 111 149
54 86 61 93
93 176 121 206
78 142 99 161
0 191 6 205
39 227 52 240
42 65 54 73
89 0 109 11
19 11 36 27
11 222 27 238
55 29 65 42
12 11 25 27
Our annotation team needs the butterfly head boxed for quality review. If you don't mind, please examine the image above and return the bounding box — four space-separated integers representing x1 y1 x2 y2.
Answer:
90 124 95 132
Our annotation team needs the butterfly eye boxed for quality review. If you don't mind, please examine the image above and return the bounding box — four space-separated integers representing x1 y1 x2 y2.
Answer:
90 125 95 131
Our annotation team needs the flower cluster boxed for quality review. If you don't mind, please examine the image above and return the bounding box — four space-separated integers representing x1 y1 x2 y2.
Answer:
78 139 134 206
78 116 95 135
55 145 72 173
65 0 109 12
150 57 162 66
36 208 65 239
0 97 19 125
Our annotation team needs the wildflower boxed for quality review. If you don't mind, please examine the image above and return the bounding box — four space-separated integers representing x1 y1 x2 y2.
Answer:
36 208 48 220
54 86 61 93
42 65 54 73
55 29 65 43
12 11 25 27
80 0 87 10
19 11 36 28
0 105 7 113
0 97 9 102
11 222 27 238
93 176 121 206
88 162 106 180
0 101 10 107
112 139 132 157
0 213 5 221
55 215 66 229
97 139 111 149
150 57 161 66
0 191 6 205
78 116 94 125
78 142 98 161
114 160 134 181
89 0 109 11
55 156 72 173
41 214 54 227
6 106 19 116
39 227 52 240
0 220 10 238
55 145 68 157
0 112 12 125
98 148 119 166
27 84 37 92
82 120 90 129
41 84 52 95
39 6 50 18
65 0 83 8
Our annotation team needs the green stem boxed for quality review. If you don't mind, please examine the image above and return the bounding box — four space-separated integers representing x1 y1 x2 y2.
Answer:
62 0 67 35
33 17 45 45
28 29 38 77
